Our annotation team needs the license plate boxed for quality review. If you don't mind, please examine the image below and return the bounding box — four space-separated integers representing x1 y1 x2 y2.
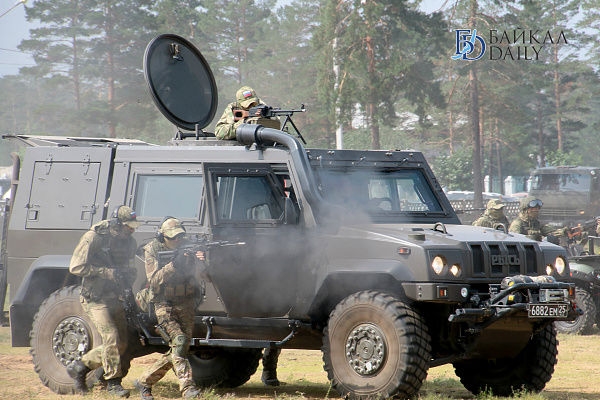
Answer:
527 303 569 318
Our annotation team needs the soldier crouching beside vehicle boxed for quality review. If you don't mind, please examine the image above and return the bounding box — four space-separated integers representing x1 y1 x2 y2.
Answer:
134 217 205 399
67 205 141 397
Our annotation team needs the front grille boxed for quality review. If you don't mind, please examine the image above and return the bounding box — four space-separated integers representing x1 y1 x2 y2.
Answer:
469 242 539 277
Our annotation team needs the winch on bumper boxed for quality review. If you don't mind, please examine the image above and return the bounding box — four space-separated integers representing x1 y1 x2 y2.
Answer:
448 275 579 324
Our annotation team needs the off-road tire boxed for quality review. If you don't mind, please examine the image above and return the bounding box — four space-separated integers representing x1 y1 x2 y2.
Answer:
453 324 558 396
322 290 431 399
30 285 102 394
554 287 596 335
190 347 261 388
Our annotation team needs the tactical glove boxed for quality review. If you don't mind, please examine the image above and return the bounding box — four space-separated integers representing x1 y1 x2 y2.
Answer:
98 267 115 280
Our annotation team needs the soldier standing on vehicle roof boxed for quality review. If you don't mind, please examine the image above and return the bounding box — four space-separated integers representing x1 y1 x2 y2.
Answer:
67 205 141 397
214 86 280 140
509 196 568 242
134 217 205 399
472 199 510 228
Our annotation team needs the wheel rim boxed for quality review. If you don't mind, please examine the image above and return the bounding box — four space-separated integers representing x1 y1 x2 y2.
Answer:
345 323 387 376
52 317 91 366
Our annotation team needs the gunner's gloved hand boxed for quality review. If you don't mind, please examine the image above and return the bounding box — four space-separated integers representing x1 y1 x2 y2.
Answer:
233 119 245 130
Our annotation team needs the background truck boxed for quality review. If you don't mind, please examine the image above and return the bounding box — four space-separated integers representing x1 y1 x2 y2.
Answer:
529 166 600 226
0 34 578 399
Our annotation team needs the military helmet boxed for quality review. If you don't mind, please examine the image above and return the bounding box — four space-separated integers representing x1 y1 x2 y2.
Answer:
236 86 258 108
520 196 543 211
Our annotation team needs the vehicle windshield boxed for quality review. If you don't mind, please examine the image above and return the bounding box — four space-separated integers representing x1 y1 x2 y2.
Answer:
316 168 444 215
531 173 591 192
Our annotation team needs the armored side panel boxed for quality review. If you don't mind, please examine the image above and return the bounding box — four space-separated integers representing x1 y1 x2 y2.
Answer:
7 146 114 345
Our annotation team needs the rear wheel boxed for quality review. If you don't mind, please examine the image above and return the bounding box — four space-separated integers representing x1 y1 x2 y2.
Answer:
322 291 431 399
190 347 261 388
453 324 558 396
554 287 596 335
30 285 102 394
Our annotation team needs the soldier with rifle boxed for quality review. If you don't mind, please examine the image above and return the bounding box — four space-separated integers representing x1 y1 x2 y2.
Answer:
509 197 568 242
565 216 600 256
472 199 510 229
67 205 141 397
215 86 280 140
215 86 306 146
133 217 205 399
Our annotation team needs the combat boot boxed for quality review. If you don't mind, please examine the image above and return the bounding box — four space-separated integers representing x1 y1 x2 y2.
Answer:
134 380 154 400
182 385 201 398
66 359 90 394
261 347 281 386
261 368 280 387
106 378 130 398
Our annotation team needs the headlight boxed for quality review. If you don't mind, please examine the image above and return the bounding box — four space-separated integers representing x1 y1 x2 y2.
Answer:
431 256 446 275
450 264 462 277
554 256 566 275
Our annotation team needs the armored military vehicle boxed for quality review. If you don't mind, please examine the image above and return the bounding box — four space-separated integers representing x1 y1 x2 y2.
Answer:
1 34 578 399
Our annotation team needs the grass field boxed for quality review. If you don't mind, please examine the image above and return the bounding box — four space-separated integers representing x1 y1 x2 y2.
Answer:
1 325 600 400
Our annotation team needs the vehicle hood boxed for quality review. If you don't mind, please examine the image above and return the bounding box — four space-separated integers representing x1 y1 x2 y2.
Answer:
335 223 545 247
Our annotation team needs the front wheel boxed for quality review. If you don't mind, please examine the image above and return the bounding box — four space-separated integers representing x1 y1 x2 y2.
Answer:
29 285 102 394
322 291 431 400
554 287 596 335
453 324 558 396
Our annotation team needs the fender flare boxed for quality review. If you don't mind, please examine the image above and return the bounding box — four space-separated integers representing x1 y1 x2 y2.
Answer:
10 255 76 346
307 259 415 322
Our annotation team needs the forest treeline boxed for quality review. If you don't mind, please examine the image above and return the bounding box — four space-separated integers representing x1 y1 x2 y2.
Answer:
1 0 599 191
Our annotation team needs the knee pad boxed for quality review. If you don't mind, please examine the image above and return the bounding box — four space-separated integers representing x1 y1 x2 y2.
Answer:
172 334 189 358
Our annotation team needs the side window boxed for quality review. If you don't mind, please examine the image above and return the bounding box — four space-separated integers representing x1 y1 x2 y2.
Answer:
133 174 204 218
214 175 284 222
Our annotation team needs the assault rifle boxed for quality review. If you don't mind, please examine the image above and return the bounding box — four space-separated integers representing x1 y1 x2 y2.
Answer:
157 238 245 267
233 104 307 144
122 287 148 345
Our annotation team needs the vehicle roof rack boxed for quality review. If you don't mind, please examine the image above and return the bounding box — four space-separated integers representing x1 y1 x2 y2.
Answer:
2 134 152 148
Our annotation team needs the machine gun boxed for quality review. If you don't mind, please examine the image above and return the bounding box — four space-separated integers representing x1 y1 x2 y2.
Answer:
568 217 599 240
233 104 307 144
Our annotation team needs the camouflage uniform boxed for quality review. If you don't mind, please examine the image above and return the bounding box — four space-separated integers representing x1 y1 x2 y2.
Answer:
472 199 510 228
136 218 202 398
509 196 566 241
68 206 140 395
214 86 279 140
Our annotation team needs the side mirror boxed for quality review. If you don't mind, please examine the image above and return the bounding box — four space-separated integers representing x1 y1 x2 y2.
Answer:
283 197 299 225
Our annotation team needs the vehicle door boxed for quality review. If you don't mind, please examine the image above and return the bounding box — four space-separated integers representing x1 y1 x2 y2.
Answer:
204 163 302 318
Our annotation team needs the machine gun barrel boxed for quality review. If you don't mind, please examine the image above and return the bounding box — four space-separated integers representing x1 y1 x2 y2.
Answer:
246 104 306 119
264 104 306 116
